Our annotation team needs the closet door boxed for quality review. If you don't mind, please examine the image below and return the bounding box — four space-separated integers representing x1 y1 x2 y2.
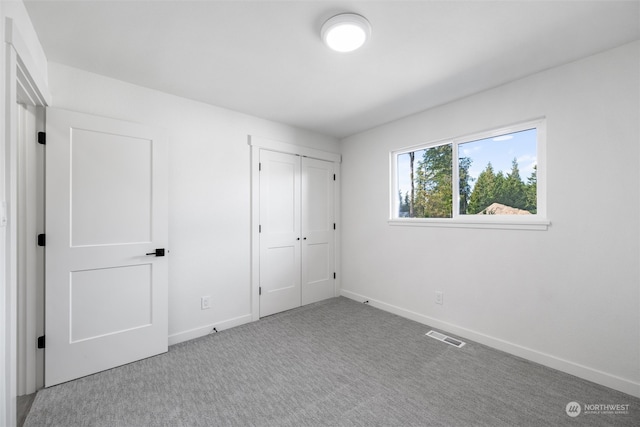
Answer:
301 158 335 305
259 151 301 317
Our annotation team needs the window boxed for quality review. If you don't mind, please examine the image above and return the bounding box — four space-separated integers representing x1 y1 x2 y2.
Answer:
391 119 548 230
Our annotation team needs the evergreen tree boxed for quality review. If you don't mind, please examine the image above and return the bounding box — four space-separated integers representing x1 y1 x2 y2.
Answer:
458 157 473 214
414 144 452 218
467 162 496 214
404 192 411 214
499 158 527 209
494 171 506 203
467 159 536 214
409 151 415 217
525 165 537 213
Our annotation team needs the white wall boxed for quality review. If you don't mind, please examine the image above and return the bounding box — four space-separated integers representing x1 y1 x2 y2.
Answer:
47 62 339 344
340 41 640 397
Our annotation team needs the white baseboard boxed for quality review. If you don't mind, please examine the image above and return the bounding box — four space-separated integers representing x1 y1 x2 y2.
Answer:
168 313 253 346
340 289 640 398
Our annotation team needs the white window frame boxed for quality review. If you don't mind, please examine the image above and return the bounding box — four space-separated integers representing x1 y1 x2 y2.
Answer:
389 119 549 231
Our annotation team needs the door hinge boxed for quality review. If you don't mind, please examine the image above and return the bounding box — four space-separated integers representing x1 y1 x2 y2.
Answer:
333 174 336 181
333 223 336 230
37 132 46 145
37 234 45 247
259 287 262 296
259 225 262 233
37 335 45 349
259 162 262 171
333 272 336 279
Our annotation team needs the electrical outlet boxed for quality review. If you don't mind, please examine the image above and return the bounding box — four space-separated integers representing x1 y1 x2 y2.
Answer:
435 291 444 305
201 296 211 310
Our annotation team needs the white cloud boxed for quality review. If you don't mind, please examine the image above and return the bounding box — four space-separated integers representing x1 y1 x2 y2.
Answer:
493 135 513 142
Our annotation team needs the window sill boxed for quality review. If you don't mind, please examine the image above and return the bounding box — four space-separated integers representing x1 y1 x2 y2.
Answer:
388 217 550 231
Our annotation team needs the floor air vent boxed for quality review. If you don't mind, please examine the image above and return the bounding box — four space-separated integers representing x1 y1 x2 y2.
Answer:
426 330 465 348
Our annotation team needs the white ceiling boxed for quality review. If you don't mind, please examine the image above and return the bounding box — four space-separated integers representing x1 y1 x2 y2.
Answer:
23 0 640 139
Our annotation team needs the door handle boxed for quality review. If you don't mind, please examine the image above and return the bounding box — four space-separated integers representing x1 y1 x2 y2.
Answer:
146 248 165 257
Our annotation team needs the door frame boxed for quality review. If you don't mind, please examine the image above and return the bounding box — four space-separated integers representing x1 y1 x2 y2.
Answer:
248 135 341 321
2 16 51 427
16 102 45 397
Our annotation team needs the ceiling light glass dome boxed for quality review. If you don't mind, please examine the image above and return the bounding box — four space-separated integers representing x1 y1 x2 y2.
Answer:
321 13 371 52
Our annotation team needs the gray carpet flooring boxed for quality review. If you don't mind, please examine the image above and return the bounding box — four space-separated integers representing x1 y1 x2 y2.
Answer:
18 393 37 427
25 297 639 426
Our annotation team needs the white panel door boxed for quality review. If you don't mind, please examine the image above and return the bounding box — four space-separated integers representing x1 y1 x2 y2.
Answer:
45 108 168 387
301 158 335 305
259 150 301 317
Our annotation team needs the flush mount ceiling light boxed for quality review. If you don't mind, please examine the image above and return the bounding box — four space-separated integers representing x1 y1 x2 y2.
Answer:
321 13 371 52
